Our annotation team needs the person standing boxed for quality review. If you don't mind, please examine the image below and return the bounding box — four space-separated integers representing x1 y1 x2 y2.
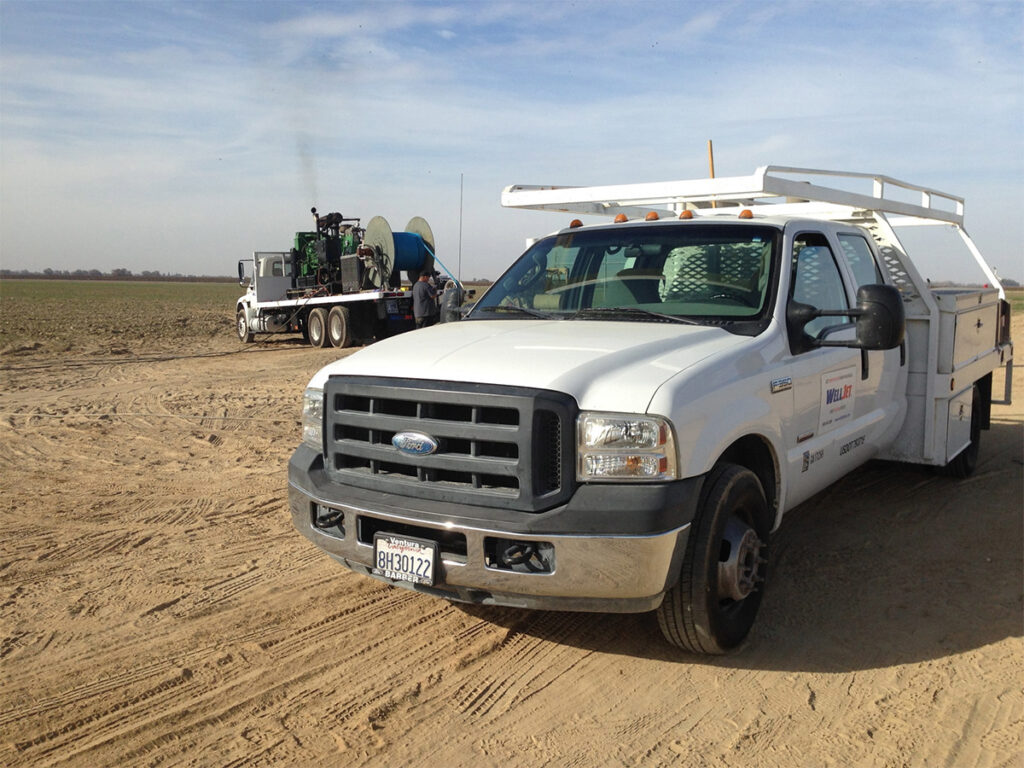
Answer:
412 273 439 329
440 279 463 323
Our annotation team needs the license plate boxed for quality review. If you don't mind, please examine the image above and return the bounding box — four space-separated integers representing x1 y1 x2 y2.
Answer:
372 534 437 586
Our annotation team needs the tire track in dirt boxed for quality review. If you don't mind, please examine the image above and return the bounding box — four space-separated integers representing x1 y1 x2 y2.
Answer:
10 655 274 768
256 584 417 655
0 657 204 731
9 667 200 763
452 613 593 720
7 586 444 767
4 576 315 766
132 496 213 528
104 656 363 768
311 610 629 767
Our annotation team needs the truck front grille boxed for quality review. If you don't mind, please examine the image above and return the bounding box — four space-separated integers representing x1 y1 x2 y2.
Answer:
323 376 577 512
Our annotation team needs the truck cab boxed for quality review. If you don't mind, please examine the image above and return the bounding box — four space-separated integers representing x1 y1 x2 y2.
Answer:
288 167 1012 653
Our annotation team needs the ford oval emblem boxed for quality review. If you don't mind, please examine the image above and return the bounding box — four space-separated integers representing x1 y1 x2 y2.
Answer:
392 431 439 456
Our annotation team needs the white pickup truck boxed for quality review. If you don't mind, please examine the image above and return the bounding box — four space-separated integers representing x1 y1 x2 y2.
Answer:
288 166 1013 653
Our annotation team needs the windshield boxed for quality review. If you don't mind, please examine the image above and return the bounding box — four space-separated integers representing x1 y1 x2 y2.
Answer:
470 223 779 325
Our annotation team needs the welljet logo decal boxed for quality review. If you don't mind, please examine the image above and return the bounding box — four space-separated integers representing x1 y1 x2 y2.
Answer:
825 383 853 405
819 366 857 433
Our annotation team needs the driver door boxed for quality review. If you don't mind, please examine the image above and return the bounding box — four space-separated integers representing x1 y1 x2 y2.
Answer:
782 233 861 508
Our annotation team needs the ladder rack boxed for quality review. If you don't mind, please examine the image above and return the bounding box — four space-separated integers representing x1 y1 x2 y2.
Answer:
502 164 1003 294
501 165 965 226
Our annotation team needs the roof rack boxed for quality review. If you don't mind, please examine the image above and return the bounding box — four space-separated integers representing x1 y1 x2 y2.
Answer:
501 165 965 226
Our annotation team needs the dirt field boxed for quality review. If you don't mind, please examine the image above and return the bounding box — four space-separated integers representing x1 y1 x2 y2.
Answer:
1 282 1021 767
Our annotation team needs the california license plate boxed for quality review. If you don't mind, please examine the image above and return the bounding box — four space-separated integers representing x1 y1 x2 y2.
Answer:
372 534 437 586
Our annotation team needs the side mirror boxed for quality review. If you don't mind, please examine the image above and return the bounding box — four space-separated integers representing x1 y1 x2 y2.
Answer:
852 283 905 350
787 284 905 353
238 260 254 286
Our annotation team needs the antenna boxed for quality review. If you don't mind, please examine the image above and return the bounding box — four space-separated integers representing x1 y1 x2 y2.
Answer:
458 173 464 283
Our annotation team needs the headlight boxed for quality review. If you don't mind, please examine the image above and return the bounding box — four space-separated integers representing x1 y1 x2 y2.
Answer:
302 387 324 451
577 412 677 482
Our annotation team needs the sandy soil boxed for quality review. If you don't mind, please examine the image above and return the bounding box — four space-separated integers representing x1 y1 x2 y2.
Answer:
1 310 1021 768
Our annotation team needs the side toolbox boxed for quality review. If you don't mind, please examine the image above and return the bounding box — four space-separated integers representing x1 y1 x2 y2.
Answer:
933 288 1000 374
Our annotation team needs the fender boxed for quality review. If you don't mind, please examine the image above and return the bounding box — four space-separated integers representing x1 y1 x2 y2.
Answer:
648 332 792 525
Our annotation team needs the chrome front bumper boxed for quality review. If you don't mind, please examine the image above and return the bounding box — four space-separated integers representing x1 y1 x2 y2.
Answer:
288 480 693 614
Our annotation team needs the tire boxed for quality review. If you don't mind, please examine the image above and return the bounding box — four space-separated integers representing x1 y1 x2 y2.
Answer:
236 308 253 343
943 384 981 478
307 307 328 348
657 463 769 654
327 305 351 348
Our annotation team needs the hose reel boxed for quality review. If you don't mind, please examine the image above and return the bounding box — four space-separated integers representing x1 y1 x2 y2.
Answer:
360 216 436 289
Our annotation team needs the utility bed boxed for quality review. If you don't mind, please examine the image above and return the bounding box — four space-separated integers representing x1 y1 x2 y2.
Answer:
884 285 1010 466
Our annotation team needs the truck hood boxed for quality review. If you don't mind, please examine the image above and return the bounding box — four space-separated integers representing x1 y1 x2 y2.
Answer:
308 319 745 413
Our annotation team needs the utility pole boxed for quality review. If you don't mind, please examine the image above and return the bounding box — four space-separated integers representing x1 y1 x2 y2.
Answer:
458 173 464 283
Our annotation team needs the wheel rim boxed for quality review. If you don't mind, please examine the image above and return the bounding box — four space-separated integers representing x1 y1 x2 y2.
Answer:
717 515 765 603
310 316 323 343
237 313 247 339
329 314 343 343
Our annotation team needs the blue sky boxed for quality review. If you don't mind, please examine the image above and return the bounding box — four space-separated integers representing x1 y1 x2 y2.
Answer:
1 0 1021 281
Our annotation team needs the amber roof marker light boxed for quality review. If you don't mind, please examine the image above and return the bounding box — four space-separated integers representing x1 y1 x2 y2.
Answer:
645 211 660 221
614 213 628 223
679 210 694 219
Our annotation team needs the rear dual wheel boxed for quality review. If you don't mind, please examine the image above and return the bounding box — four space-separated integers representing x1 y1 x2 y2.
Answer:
307 308 328 348
658 463 769 654
327 306 352 348
308 306 354 348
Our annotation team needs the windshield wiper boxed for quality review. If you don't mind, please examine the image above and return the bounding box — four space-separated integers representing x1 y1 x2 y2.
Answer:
571 307 700 325
473 304 559 319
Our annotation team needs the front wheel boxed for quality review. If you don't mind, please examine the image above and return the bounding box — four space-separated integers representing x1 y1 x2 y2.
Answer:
236 309 253 343
657 464 769 654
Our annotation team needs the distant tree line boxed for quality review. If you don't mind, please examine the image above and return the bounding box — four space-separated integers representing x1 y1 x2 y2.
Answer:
0 268 235 283
929 278 1020 288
